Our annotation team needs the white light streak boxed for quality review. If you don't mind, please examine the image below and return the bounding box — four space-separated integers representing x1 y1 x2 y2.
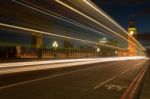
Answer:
55 0 144 51
0 56 147 68
0 22 124 50
12 0 118 42
83 0 145 51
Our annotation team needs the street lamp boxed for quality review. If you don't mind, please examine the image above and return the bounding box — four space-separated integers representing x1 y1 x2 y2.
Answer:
115 50 118 56
97 48 100 52
97 48 100 56
52 41 59 58
52 41 59 49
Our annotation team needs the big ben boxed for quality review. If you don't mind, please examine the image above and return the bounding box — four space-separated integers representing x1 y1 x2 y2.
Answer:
128 17 137 56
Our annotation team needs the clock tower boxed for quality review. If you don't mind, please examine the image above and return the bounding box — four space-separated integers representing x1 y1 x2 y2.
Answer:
128 17 137 56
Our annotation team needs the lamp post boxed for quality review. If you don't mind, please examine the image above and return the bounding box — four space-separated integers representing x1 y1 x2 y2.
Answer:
97 48 100 57
115 50 118 56
52 41 59 58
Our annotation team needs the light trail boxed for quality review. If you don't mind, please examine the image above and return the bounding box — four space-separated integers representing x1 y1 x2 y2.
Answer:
12 0 127 45
0 22 125 50
0 57 147 90
0 58 101 68
83 0 127 33
83 0 145 51
55 0 144 51
0 56 147 71
11 0 145 52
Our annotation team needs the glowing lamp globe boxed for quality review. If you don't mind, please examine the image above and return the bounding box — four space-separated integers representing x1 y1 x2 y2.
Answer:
129 31 134 35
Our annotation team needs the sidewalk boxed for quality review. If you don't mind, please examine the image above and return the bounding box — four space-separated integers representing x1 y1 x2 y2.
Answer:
140 65 150 99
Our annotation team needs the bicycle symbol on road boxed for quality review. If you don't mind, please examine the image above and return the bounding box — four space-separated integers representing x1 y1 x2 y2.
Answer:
105 84 127 91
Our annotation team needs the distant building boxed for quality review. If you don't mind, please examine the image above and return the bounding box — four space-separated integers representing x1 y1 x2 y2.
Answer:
137 33 150 56
32 33 43 49
128 17 137 56
63 39 73 49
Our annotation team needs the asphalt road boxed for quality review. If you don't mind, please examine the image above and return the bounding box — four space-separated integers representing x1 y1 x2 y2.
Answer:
0 59 149 99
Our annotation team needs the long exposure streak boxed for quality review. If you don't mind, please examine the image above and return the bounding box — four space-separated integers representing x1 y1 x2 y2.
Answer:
55 0 144 51
0 22 125 50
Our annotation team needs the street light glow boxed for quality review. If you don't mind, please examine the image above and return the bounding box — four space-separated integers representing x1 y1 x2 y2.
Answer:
52 41 59 49
115 50 118 54
97 48 100 52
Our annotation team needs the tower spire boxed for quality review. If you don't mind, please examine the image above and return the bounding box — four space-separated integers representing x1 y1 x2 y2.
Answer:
128 15 137 56
129 15 136 28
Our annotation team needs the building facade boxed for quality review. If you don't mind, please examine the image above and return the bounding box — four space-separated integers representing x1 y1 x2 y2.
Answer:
128 18 137 56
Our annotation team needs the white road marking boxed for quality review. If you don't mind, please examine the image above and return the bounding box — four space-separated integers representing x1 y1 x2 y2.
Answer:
121 68 130 75
0 62 117 90
105 84 127 91
94 76 117 89
0 59 146 90
93 60 146 90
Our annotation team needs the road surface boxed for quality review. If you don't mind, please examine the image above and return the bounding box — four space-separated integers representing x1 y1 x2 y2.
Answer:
0 59 149 99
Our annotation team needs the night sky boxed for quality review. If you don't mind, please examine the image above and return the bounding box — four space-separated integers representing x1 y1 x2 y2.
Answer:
92 0 150 34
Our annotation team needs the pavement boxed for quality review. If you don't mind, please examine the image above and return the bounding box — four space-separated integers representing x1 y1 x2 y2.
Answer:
0 58 149 99
140 62 150 99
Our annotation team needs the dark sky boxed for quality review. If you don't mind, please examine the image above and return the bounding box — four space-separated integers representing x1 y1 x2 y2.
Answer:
92 0 150 34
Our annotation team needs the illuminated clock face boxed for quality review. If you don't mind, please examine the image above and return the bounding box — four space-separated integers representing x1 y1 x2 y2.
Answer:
129 31 134 35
